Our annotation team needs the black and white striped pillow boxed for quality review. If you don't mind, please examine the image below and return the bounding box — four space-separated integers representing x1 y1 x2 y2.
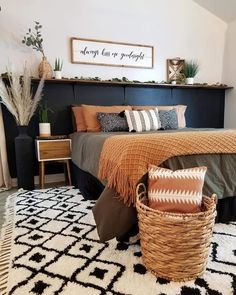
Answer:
125 108 161 132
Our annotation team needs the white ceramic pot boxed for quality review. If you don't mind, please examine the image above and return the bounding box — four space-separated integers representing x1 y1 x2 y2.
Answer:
54 71 62 79
186 77 194 85
39 123 51 137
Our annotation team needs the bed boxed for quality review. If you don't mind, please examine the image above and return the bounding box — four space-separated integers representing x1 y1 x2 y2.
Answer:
71 128 236 242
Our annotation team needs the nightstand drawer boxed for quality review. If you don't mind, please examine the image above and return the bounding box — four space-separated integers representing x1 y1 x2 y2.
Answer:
37 140 71 161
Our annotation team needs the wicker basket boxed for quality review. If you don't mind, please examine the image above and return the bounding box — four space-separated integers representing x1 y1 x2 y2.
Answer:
136 183 217 282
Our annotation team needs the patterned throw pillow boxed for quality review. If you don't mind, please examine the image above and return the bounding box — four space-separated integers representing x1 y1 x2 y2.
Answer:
132 105 187 128
125 109 161 132
97 112 129 132
148 165 207 213
159 109 178 130
81 105 132 132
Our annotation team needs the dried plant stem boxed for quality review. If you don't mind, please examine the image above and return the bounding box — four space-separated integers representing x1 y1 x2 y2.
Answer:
0 66 44 125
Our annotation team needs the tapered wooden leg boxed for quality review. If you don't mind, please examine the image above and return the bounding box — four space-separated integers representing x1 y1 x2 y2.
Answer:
63 162 67 182
39 161 45 189
39 162 42 188
66 160 72 186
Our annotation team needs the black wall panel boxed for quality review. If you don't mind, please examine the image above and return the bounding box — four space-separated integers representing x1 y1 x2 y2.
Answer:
2 80 228 178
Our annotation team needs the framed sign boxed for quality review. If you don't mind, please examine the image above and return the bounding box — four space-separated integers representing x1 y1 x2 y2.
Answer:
71 38 154 69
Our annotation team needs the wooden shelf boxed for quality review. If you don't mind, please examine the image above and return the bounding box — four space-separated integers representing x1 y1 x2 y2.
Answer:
31 78 233 90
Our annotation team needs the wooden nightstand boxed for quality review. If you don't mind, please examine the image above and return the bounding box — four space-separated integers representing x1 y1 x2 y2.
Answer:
36 138 72 189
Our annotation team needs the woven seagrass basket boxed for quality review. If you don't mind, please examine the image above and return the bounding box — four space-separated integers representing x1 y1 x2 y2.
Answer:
136 183 217 282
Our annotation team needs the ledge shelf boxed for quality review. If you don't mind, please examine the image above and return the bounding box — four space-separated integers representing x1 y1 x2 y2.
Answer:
32 78 233 90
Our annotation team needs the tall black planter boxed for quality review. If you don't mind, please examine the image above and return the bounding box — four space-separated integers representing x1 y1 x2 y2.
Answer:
15 126 35 190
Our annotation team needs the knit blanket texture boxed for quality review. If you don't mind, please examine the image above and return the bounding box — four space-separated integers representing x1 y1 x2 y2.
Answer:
98 130 236 205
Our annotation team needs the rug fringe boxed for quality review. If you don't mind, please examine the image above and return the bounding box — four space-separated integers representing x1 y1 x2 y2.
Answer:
0 191 19 295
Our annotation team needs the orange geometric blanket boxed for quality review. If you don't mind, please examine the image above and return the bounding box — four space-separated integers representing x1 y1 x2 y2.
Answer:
98 130 236 206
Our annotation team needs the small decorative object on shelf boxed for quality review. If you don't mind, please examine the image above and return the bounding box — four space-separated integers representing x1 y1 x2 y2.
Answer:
0 66 44 190
144 80 156 83
54 58 63 79
22 21 53 79
211 82 228 87
38 101 53 137
175 73 185 84
167 58 185 83
183 60 199 85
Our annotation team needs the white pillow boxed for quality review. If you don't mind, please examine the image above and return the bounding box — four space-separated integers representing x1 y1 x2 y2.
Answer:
124 108 161 132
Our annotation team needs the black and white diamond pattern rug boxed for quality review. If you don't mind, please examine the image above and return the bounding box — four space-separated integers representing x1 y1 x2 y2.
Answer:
0 187 235 295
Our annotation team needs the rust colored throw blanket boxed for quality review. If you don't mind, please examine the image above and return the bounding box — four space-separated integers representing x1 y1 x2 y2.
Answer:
98 130 236 205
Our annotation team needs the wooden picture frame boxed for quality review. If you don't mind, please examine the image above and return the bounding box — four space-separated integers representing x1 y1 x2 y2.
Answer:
167 58 185 83
71 37 154 69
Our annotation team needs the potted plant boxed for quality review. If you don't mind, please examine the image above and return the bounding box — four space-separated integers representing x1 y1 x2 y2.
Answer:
0 66 44 189
54 58 63 79
39 101 53 137
183 60 199 85
22 21 52 79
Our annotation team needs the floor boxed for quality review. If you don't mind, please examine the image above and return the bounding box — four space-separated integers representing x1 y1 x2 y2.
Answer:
0 182 66 233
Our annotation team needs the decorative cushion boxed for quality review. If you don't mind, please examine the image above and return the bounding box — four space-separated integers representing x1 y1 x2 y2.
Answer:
81 105 132 132
71 106 87 132
132 105 187 128
97 112 129 132
159 109 178 130
125 109 161 132
148 165 207 213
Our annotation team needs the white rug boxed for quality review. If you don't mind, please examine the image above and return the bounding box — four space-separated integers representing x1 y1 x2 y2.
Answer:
0 187 235 295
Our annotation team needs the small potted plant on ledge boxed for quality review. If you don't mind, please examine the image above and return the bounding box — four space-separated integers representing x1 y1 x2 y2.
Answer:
183 60 199 85
54 58 63 79
39 101 53 137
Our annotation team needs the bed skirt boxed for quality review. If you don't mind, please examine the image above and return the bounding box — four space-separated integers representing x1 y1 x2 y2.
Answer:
72 163 236 239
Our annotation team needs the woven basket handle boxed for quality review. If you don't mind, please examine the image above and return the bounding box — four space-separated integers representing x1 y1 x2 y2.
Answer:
211 194 218 204
136 183 147 202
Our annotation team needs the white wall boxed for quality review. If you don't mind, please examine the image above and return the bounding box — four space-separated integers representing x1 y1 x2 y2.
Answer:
0 0 226 83
223 19 236 128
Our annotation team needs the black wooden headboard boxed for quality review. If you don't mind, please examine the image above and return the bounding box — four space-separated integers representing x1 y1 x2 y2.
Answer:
2 79 229 177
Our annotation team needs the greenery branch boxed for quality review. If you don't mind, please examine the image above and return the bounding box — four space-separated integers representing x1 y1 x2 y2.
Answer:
22 21 45 57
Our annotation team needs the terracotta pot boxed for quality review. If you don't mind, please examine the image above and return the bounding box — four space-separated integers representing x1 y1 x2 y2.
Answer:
38 57 53 79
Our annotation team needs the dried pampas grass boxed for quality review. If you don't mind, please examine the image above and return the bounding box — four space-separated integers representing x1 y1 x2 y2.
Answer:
0 66 44 125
